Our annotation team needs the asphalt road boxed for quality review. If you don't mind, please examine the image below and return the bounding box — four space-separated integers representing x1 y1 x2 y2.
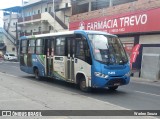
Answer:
0 61 160 113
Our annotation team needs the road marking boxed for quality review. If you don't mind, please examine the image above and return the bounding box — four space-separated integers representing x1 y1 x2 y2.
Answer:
131 80 160 87
135 91 160 97
0 72 19 78
0 61 19 64
11 66 19 68
86 96 129 110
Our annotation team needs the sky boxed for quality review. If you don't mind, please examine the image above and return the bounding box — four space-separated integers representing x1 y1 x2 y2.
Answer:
0 0 23 27
0 0 22 9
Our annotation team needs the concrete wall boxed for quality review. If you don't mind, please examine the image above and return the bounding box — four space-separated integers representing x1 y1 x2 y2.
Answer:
56 8 71 25
141 47 160 80
139 35 160 44
142 47 160 55
41 12 64 32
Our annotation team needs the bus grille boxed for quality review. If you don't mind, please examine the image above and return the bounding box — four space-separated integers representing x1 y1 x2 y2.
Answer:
106 78 126 86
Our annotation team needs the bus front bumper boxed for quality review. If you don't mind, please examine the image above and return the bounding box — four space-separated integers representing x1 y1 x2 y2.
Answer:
91 76 130 88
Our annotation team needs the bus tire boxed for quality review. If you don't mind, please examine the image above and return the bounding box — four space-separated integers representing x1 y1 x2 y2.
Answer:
108 86 118 90
79 78 90 92
34 68 41 80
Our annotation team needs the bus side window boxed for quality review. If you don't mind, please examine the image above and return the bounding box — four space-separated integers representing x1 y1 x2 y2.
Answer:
28 39 35 54
36 38 44 54
21 40 27 54
55 37 65 56
84 40 92 65
75 35 92 65
20 40 27 66
76 38 85 60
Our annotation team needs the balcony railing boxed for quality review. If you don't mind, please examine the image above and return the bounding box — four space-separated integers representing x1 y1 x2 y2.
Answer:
24 16 31 21
18 14 41 23
20 31 50 37
33 14 41 20
18 18 23 22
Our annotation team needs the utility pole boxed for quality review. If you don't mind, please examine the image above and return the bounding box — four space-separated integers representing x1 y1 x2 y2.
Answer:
21 0 25 36
22 0 24 17
109 0 113 7
53 0 55 32
16 22 19 59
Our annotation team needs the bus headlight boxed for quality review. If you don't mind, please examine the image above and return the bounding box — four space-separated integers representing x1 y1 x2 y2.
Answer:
125 72 130 77
94 72 108 78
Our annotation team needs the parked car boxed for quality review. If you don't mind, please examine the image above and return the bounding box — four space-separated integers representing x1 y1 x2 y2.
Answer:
4 53 17 61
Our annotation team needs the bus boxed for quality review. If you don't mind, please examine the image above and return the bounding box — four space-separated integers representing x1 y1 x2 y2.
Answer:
20 30 130 92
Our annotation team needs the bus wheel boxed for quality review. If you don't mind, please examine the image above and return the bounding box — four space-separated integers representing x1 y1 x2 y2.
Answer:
108 86 118 90
79 78 90 92
34 68 41 80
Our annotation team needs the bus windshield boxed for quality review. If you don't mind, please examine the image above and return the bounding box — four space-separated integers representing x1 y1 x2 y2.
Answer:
88 34 128 65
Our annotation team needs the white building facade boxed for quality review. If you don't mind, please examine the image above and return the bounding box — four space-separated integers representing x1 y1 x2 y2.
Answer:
18 0 71 37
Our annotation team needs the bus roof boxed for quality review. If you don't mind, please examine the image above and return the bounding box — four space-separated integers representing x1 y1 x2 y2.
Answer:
20 30 116 39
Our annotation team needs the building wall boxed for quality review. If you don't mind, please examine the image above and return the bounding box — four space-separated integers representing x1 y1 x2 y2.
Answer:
4 14 18 35
70 0 160 22
2 14 17 55
1 34 16 54
139 35 160 44
141 47 160 80
21 22 50 33
24 4 42 16
20 0 71 32
69 0 160 80
23 1 71 19
56 8 71 25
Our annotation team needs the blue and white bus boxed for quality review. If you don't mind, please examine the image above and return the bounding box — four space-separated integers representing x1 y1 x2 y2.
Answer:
20 30 130 91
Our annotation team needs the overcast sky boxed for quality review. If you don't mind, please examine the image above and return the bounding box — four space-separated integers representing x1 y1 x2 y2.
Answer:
0 0 23 27
0 0 22 9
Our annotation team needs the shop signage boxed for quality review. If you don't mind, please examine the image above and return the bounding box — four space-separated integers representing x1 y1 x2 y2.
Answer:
69 8 160 34
130 44 141 69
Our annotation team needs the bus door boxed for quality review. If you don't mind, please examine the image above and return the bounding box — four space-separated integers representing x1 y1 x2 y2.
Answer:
67 37 75 82
46 39 54 76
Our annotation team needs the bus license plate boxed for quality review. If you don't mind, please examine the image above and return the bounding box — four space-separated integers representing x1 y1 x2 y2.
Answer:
114 83 120 86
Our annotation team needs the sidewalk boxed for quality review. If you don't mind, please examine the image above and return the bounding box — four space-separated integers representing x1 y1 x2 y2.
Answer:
0 59 19 63
131 76 160 86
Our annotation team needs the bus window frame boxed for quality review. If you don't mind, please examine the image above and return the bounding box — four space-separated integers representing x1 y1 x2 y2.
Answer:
35 38 45 55
54 35 75 56
55 37 66 56
27 38 36 54
44 37 55 56
20 39 28 54
75 34 92 65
